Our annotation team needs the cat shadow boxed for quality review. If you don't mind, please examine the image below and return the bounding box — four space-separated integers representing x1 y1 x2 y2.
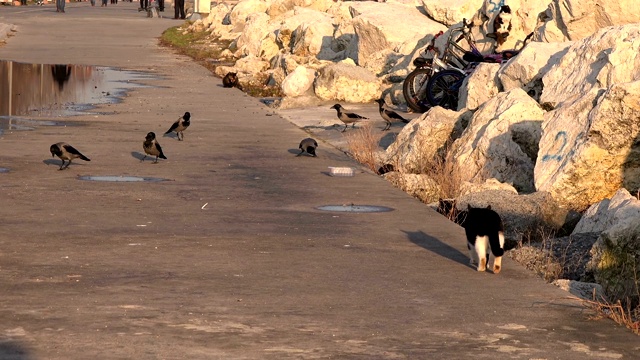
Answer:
403 230 473 269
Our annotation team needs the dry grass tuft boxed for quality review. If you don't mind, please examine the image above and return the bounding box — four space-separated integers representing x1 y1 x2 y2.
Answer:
345 123 383 173
576 292 640 335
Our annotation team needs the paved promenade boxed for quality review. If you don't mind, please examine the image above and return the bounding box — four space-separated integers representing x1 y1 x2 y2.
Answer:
0 3 638 359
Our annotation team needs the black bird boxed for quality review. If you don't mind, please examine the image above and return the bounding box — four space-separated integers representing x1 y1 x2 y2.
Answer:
330 104 368 132
142 132 167 163
50 142 91 170
375 98 410 131
164 111 191 141
297 138 318 157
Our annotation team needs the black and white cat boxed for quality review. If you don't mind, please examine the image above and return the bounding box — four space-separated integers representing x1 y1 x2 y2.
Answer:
463 204 505 273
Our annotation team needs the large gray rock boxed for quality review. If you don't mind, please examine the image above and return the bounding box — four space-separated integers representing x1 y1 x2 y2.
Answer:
534 81 640 211
449 88 544 194
291 15 339 60
456 190 577 242
234 12 279 58
313 61 381 102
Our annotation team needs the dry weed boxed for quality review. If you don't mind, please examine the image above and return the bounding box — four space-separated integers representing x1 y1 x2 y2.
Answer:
345 123 383 173
577 291 640 335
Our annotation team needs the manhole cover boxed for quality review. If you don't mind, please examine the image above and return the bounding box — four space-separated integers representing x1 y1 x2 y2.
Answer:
77 175 170 182
0 167 9 173
316 205 394 213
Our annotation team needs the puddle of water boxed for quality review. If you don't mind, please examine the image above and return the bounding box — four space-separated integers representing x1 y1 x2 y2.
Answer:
0 60 156 118
316 205 394 213
77 175 170 182
0 167 9 173
0 116 73 135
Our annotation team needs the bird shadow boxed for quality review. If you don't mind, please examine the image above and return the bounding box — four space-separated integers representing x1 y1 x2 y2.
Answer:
303 124 349 132
403 230 473 269
42 159 88 168
162 132 178 140
131 151 147 161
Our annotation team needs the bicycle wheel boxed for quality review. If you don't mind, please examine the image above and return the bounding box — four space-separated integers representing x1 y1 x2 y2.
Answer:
426 69 466 110
402 67 433 113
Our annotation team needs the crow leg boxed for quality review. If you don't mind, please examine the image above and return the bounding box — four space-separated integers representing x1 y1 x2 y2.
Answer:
296 149 304 157
342 124 348 132
58 160 66 170
141 155 147 162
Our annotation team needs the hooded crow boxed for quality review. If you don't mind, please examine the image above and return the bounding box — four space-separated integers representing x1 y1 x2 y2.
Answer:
142 132 167 163
297 137 318 157
375 98 410 131
50 142 91 170
330 104 368 132
164 111 191 141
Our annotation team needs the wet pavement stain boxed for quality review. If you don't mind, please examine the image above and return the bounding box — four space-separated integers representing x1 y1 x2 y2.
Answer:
0 60 157 119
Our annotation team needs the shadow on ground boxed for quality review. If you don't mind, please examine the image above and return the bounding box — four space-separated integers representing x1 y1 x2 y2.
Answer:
403 230 472 268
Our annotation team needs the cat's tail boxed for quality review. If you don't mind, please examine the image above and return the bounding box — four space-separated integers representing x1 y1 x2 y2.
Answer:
489 231 505 257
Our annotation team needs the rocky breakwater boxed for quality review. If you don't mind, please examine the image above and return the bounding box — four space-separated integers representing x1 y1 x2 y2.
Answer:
187 0 640 315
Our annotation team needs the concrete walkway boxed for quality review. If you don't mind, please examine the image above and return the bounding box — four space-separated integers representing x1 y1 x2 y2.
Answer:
0 3 638 359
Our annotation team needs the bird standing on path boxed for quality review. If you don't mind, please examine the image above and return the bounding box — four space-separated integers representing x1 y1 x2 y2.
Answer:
164 111 191 141
142 132 167 163
375 98 410 131
297 138 318 157
50 142 91 170
330 104 368 132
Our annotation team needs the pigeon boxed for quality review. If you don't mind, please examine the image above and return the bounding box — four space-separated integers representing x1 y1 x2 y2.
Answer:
330 104 368 132
297 138 318 157
374 98 410 131
142 132 167 163
50 142 91 170
164 111 191 141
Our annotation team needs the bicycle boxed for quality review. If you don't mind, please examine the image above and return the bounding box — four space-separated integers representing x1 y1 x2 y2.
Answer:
402 19 478 113
425 32 534 110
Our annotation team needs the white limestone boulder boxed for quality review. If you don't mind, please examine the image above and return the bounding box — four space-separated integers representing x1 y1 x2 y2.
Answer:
275 8 334 52
534 0 640 42
266 0 333 17
291 16 339 60
347 2 446 74
497 41 572 98
228 0 271 31
582 189 640 305
281 65 316 97
573 189 640 235
233 55 271 73
313 61 381 103
540 24 640 108
458 178 518 196
458 62 501 111
383 172 441 204
534 81 640 211
234 12 279 58
206 3 234 37
420 0 484 27
449 88 544 194
383 107 472 174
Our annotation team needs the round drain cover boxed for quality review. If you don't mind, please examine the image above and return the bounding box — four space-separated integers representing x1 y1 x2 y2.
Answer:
77 175 170 182
316 205 394 213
